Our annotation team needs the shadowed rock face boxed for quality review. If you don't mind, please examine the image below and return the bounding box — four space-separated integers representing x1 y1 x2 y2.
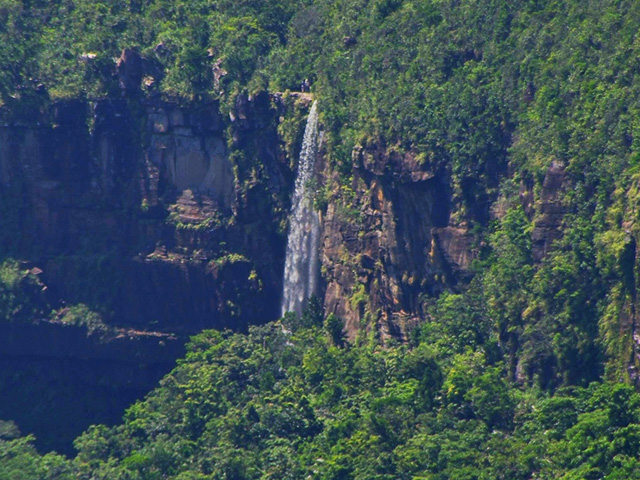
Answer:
531 160 567 261
0 91 573 451
0 96 570 342
2 92 502 346
0 321 184 455
0 95 289 333
0 95 291 453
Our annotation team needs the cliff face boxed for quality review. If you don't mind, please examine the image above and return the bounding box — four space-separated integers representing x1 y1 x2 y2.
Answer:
316 131 579 343
0 93 290 333
0 89 576 452
0 92 576 343
320 145 476 341
0 92 293 453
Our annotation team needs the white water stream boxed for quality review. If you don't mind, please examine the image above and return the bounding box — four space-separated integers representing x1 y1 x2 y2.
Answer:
281 101 320 316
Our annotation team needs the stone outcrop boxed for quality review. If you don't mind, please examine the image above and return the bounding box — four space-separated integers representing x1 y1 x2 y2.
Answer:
116 48 164 95
321 146 473 341
146 101 233 203
0 93 572 344
0 90 578 450
318 144 570 341
531 160 567 261
0 93 295 452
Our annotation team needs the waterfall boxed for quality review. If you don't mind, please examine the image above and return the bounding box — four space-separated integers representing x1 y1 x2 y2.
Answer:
281 101 321 317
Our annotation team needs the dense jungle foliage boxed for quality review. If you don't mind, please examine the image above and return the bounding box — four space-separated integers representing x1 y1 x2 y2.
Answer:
4 312 640 479
4 0 640 477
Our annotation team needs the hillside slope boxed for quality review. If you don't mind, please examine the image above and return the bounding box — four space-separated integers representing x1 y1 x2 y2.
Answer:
2 0 640 475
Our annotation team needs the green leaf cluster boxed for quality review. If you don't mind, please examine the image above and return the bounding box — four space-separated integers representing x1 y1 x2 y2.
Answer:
8 319 640 479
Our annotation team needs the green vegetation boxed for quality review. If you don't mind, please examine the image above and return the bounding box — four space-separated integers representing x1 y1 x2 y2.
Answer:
0 436 74 480
55 304 110 335
3 0 640 477
0 258 107 334
0 260 47 322
5 320 640 478
210 253 250 268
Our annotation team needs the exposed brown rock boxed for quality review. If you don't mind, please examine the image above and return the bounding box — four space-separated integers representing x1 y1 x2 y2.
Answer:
116 48 164 96
321 144 473 341
433 226 474 272
532 160 567 261
343 35 357 47
116 48 144 94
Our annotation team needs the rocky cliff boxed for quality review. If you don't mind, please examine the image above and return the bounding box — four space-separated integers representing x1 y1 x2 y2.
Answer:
0 321 183 454
0 90 568 343
315 141 578 345
319 144 478 341
0 92 291 333
0 88 300 452
0 85 574 451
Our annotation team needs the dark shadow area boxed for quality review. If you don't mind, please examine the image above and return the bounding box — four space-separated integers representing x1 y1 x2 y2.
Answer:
0 356 177 455
0 321 186 455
